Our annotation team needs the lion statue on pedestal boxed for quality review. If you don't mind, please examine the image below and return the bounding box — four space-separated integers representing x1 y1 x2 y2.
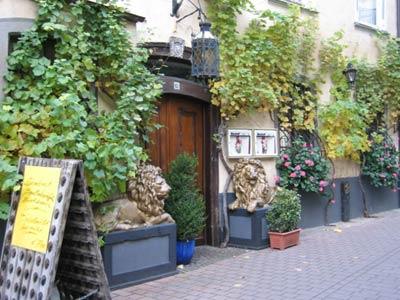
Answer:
94 164 174 232
229 158 273 213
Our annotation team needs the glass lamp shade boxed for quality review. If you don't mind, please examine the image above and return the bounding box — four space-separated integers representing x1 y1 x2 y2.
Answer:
343 63 357 86
191 22 220 78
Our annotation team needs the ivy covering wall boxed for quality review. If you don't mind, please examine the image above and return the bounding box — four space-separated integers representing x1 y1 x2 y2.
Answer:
0 0 162 215
208 1 399 149
208 0 399 193
208 1 320 133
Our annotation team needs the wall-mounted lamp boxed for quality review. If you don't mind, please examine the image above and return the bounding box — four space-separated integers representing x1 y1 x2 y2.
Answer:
171 0 220 79
343 63 357 88
191 22 219 78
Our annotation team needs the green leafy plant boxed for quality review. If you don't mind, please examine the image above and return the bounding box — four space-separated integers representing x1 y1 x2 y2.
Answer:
319 31 350 101
164 153 206 241
319 100 370 161
0 0 162 213
276 137 331 194
379 37 400 123
362 131 399 190
266 188 301 233
208 2 321 132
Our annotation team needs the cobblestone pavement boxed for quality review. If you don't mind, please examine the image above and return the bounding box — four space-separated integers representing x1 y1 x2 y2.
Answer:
112 209 400 300
177 245 250 273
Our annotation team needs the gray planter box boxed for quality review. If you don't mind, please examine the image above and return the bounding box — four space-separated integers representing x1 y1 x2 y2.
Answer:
101 223 177 290
228 207 269 250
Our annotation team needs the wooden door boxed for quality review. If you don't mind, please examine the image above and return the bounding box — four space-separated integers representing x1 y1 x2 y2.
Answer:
148 94 206 243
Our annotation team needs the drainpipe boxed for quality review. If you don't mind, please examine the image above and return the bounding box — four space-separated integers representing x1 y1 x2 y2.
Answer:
398 0 400 37
397 0 400 208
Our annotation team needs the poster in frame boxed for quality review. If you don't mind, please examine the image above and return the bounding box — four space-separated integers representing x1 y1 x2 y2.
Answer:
253 129 278 157
227 129 252 158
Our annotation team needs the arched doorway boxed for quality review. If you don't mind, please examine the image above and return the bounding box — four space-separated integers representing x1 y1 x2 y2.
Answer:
145 43 220 245
148 77 211 244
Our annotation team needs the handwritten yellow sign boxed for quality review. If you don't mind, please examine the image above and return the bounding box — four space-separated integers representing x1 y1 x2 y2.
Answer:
11 166 61 253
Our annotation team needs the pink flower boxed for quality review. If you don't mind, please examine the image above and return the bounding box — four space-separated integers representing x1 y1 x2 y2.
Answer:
305 159 314 167
274 176 281 183
284 161 291 168
330 199 336 204
289 172 297 178
393 173 398 177
392 188 398 192
319 187 324 192
282 154 289 160
295 165 301 171
303 143 307 147
300 171 306 177
332 183 336 188
319 180 328 187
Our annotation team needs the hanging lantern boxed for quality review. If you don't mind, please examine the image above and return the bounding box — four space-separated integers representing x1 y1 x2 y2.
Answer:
191 22 219 79
343 63 357 87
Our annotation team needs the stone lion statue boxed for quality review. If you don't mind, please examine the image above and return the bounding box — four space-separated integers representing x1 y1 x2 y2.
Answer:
94 164 174 232
229 158 273 213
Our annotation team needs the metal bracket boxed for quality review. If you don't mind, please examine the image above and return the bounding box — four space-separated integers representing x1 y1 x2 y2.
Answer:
171 0 184 17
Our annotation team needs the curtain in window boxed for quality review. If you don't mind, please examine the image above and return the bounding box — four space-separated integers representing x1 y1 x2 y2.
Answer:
358 0 377 25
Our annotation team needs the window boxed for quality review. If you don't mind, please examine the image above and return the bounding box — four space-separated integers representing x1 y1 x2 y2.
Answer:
356 0 386 29
8 33 22 55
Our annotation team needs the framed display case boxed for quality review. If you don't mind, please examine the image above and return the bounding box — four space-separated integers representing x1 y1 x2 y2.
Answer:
227 129 252 157
253 129 278 157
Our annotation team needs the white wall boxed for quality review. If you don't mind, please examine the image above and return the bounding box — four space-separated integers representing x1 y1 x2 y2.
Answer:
0 0 37 19
124 0 208 46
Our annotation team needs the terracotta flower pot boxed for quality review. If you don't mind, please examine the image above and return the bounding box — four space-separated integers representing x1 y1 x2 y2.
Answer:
268 228 301 250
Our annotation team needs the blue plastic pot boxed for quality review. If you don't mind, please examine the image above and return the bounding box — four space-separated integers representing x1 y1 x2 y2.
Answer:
176 239 195 265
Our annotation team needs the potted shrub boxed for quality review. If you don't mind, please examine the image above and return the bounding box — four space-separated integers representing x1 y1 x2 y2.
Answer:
266 188 301 250
165 153 206 265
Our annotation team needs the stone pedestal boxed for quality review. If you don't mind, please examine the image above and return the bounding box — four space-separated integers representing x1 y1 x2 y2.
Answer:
102 223 177 289
228 207 269 250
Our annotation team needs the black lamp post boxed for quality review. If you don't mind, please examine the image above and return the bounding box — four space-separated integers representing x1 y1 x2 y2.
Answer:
343 63 357 88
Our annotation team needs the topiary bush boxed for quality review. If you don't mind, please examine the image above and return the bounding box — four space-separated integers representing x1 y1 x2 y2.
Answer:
164 153 206 241
266 188 301 233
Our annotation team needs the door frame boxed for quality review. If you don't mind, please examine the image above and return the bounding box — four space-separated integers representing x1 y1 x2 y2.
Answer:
160 75 221 246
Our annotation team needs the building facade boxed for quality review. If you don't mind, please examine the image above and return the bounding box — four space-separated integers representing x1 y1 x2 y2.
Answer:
0 0 399 246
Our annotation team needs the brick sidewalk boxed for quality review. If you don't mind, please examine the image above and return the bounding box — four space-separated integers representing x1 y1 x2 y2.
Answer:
112 209 400 300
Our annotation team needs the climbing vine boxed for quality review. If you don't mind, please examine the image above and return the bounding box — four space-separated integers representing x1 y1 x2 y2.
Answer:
319 31 350 101
0 0 162 210
208 2 320 132
318 32 369 161
318 32 400 161
319 100 370 161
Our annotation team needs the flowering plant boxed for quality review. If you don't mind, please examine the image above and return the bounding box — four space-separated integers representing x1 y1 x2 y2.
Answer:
362 132 399 191
276 137 331 194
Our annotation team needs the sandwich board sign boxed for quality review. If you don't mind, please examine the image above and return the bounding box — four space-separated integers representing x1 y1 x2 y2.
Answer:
0 157 111 300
